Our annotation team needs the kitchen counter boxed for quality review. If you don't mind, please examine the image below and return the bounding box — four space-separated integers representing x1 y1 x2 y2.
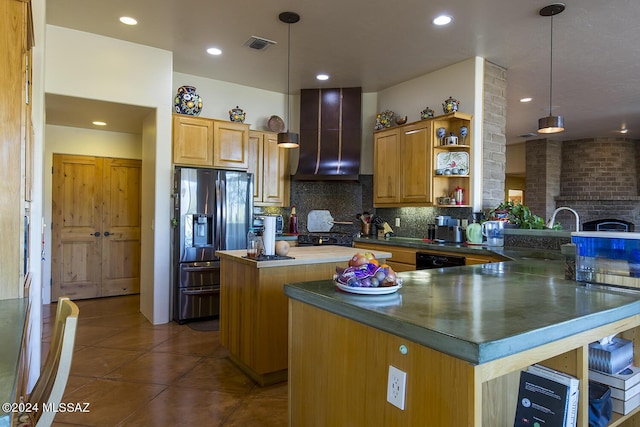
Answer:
217 245 391 386
353 235 565 262
285 259 638 364
0 298 28 427
284 256 640 425
217 245 392 268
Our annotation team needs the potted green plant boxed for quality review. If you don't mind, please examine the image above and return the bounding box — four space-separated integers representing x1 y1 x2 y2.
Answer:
488 201 561 230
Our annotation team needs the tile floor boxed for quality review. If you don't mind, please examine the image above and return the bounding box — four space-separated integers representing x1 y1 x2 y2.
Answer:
42 295 288 426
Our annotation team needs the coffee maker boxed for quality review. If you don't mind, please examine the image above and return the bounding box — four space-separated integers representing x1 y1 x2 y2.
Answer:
434 216 463 243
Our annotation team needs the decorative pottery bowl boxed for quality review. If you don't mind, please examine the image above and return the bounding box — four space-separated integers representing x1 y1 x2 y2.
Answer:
396 116 408 125
174 86 203 116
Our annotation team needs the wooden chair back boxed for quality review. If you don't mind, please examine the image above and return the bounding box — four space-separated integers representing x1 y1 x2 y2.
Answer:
26 297 79 427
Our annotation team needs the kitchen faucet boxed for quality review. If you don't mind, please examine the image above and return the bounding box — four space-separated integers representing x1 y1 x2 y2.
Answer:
547 207 580 231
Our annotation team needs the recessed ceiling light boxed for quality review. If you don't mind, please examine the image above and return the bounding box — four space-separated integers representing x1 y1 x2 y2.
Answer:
433 15 452 26
316 74 329 81
520 97 533 103
92 121 107 126
119 16 137 26
207 47 222 56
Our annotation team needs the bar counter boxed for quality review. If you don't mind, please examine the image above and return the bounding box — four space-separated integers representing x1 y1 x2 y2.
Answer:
284 259 640 426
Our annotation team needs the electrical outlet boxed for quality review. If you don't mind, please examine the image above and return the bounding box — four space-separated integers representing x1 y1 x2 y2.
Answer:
395 217 401 227
387 365 407 410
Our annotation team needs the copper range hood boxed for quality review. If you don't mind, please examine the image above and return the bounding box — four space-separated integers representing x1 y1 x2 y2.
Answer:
294 87 362 181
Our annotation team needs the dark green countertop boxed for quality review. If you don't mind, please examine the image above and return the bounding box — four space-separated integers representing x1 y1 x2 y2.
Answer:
0 298 28 425
284 258 640 365
353 235 566 261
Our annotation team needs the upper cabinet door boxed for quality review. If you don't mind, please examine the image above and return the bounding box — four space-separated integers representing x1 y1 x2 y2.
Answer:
248 131 263 200
213 121 249 170
401 123 431 203
373 129 401 205
172 115 214 166
261 132 289 206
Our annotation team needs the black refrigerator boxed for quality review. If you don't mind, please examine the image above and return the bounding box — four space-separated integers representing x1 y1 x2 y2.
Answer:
172 167 253 323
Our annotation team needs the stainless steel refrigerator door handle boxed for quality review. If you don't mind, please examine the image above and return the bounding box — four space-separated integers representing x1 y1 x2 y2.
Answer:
181 288 218 296
215 171 227 250
181 265 220 273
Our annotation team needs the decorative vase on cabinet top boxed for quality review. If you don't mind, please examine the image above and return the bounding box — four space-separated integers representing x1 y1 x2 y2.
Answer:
174 86 203 116
442 96 460 114
229 106 246 123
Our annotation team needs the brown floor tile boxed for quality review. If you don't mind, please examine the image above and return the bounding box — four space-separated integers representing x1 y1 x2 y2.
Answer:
74 324 125 347
79 312 152 329
222 395 288 427
176 357 255 395
152 328 226 358
71 346 143 377
41 294 288 426
54 378 166 426
117 386 242 427
104 351 202 385
90 326 174 351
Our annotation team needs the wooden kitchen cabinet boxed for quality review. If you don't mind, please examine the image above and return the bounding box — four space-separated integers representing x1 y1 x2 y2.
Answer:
1 0 33 299
248 131 290 206
172 115 249 170
354 241 505 270
373 128 401 205
213 120 249 170
401 122 432 203
374 123 431 206
373 112 473 208
172 115 214 166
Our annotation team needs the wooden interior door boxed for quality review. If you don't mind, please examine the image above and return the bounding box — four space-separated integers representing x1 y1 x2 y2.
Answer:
52 154 141 300
101 158 141 296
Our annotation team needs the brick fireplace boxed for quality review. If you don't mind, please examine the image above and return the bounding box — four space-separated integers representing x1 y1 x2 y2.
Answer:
526 137 640 231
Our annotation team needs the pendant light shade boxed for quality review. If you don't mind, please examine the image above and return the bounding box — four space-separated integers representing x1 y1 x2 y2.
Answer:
278 12 300 148
537 3 565 134
277 131 299 147
538 115 564 134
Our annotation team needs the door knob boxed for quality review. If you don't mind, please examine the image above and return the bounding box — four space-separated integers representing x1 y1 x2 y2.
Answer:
104 231 111 237
92 232 101 237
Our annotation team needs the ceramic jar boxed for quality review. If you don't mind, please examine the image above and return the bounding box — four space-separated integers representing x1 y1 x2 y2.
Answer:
229 106 246 123
420 107 435 119
174 86 203 116
442 96 460 114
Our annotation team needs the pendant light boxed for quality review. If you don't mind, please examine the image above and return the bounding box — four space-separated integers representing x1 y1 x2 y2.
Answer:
277 12 300 148
537 3 565 134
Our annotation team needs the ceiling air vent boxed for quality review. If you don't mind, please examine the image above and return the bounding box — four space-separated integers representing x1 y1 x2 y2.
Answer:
243 36 277 51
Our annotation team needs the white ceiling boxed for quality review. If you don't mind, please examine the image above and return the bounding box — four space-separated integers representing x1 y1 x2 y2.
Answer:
46 0 640 142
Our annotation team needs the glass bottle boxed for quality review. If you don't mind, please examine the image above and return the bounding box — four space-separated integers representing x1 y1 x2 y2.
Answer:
289 206 299 235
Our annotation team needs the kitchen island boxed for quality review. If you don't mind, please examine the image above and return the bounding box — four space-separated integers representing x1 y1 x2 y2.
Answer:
284 258 640 426
216 245 392 386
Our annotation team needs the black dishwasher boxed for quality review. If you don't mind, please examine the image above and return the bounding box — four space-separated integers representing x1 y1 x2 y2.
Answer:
416 252 466 270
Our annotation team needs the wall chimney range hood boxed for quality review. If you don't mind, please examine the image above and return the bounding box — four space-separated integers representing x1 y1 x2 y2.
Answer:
294 87 362 181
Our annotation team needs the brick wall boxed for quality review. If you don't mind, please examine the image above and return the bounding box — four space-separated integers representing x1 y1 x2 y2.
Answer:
482 61 507 210
525 139 562 222
525 136 640 231
560 138 637 198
